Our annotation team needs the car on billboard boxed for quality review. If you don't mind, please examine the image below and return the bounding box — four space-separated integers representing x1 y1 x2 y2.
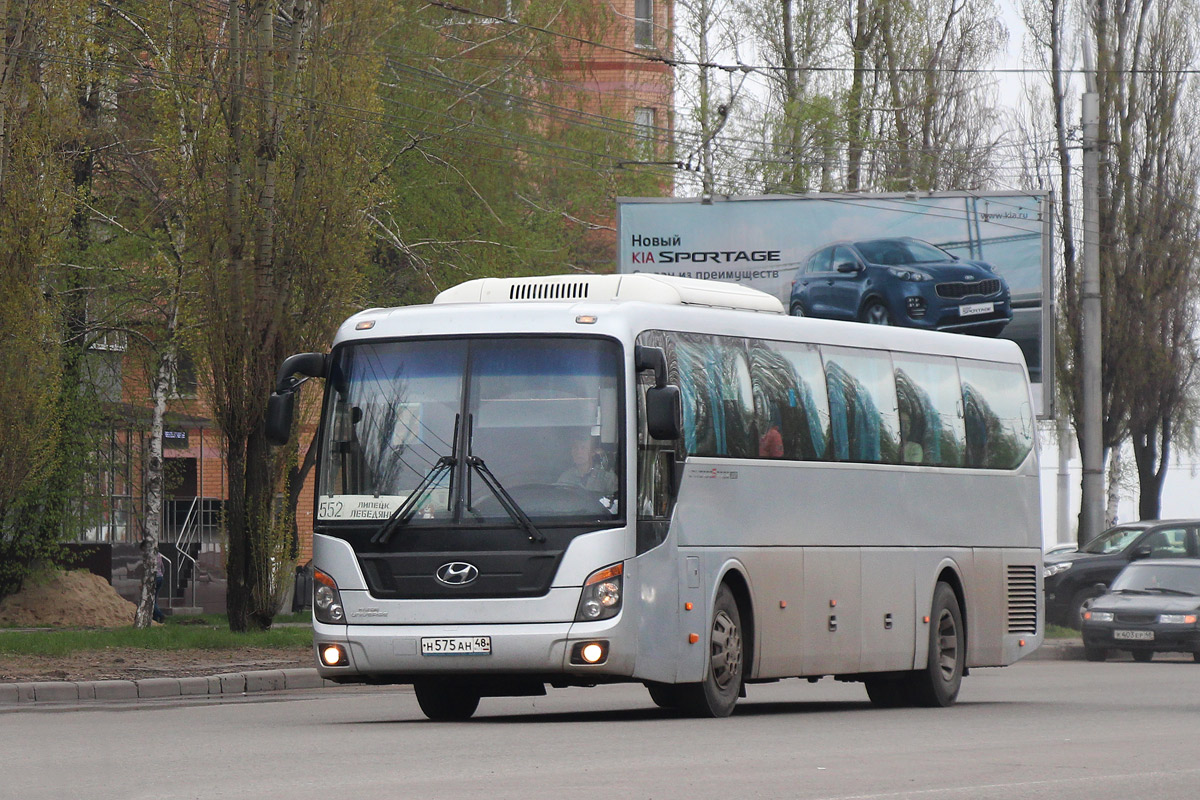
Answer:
787 237 1013 336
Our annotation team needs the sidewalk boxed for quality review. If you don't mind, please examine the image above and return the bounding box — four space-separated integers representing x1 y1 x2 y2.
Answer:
0 668 332 706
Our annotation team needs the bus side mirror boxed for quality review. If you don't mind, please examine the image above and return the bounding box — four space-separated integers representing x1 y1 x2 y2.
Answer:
635 345 668 389
267 352 328 447
265 390 296 446
275 352 327 392
646 385 681 441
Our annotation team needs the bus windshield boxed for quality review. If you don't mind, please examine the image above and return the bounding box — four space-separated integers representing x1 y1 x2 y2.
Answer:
317 336 623 526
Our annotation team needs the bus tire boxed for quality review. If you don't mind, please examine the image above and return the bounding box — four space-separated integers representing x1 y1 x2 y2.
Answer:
677 584 744 718
909 582 965 708
413 679 481 721
645 682 682 710
864 678 911 708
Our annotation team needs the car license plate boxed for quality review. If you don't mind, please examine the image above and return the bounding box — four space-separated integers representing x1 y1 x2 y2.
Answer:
421 636 492 655
1113 629 1154 641
960 302 994 317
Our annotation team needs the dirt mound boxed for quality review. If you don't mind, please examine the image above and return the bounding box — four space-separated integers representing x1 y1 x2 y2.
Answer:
0 569 138 628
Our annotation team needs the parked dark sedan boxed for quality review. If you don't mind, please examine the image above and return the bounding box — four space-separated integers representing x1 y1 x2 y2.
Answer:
1043 520 1200 628
787 237 1012 335
1081 559 1200 662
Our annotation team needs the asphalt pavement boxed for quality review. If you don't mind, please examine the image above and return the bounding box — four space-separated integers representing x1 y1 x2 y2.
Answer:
0 637 1089 706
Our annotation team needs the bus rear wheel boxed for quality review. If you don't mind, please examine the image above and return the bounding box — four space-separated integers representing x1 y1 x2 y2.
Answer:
413 679 481 721
676 584 744 718
908 582 965 708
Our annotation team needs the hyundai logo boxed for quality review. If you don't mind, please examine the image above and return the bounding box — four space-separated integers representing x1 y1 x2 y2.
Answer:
964 274 976 281
436 562 479 586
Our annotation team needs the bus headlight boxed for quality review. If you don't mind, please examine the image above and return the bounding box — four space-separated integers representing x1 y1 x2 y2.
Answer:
575 563 623 622
313 568 346 624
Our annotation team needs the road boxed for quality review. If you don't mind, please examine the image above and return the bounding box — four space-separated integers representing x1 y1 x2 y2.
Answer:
4 656 1200 800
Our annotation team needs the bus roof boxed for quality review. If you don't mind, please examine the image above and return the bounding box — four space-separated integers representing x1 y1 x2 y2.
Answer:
432 274 785 314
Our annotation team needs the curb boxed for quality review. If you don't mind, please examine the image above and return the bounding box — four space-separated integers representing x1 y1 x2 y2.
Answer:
1025 638 1086 661
0 668 332 706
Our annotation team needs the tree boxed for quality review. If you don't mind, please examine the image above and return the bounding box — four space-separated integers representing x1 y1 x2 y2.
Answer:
0 0 82 598
183 0 393 630
365 0 668 306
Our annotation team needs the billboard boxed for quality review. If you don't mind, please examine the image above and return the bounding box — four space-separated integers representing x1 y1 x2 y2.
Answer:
617 192 1053 417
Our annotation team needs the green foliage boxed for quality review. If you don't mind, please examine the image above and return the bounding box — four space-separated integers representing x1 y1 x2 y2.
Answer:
0 0 91 599
368 0 670 306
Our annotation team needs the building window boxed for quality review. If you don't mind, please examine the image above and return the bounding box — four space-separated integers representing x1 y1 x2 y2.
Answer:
634 106 656 137
634 0 654 48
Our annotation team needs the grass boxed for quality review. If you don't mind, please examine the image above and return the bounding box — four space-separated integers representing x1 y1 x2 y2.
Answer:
1045 624 1079 639
0 613 313 656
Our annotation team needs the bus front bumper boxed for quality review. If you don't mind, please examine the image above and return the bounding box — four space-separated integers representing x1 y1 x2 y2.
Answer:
312 616 636 683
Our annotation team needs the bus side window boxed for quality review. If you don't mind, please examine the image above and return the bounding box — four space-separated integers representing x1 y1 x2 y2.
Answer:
958 361 1033 469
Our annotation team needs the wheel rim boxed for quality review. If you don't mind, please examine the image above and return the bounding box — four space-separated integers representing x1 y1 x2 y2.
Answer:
710 609 742 690
934 609 959 680
791 304 805 317
864 304 890 325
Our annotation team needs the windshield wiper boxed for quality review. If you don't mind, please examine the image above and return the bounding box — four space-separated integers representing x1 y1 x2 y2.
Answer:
466 455 545 543
371 455 456 545
1142 587 1197 596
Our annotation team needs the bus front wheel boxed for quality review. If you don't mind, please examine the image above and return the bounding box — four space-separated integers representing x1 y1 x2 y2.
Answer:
909 582 965 708
676 584 745 718
413 679 481 721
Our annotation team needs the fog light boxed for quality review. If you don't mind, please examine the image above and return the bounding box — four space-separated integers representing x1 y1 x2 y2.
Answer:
905 296 927 318
320 643 348 667
570 640 609 665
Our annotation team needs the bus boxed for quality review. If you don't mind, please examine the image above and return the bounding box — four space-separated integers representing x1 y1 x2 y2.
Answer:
266 273 1043 719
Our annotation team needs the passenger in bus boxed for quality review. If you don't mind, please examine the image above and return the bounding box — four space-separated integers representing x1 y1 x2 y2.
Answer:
558 436 617 494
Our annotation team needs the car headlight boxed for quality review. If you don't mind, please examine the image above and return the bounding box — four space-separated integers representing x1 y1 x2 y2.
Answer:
1158 613 1198 624
575 563 623 622
1043 562 1073 578
887 266 932 282
313 568 346 624
1084 611 1114 622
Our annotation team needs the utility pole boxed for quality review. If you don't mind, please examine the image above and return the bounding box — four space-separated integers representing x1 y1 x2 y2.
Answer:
1079 48 1103 546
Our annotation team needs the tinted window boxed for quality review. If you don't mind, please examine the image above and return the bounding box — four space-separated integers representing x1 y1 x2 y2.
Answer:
959 361 1034 469
894 355 966 466
832 245 858 272
1138 528 1190 558
823 347 900 463
749 339 830 460
809 247 833 273
671 333 755 458
856 238 953 265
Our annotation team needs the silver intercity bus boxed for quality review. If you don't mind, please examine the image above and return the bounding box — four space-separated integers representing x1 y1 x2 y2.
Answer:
267 274 1043 720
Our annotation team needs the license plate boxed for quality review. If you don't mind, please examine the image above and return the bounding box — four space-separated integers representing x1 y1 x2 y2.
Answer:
960 302 994 317
1113 629 1154 641
421 636 492 655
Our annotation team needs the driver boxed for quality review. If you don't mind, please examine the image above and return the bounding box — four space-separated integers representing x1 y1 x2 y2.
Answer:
558 436 616 494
